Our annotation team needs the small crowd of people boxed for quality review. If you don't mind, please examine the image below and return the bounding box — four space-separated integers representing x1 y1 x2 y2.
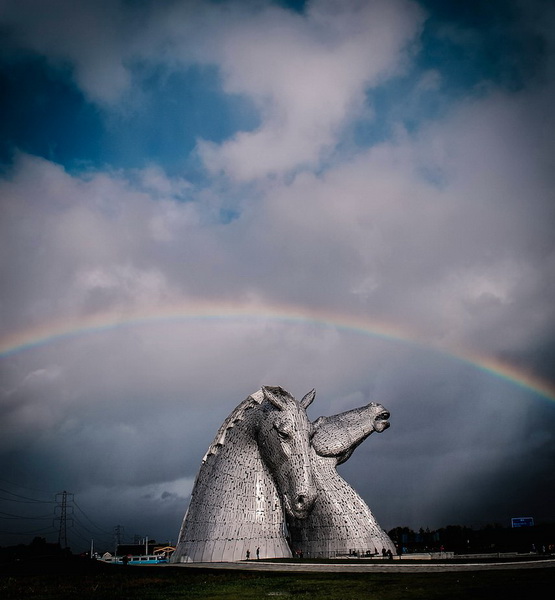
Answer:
348 547 394 559
245 547 260 560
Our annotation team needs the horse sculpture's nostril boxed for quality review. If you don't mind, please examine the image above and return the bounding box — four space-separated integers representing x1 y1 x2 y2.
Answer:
296 495 309 509
293 493 315 516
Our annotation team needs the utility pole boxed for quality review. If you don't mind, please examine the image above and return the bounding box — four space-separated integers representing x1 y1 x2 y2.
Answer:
54 491 74 549
114 524 124 556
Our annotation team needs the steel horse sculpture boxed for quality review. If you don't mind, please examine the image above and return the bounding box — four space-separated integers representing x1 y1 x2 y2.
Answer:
172 386 317 562
286 402 397 557
172 386 395 562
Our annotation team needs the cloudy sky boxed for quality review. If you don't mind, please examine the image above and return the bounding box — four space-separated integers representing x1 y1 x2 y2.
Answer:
1 0 554 553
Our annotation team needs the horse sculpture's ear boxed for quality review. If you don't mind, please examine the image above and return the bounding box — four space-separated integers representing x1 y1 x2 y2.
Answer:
262 386 288 411
300 389 316 409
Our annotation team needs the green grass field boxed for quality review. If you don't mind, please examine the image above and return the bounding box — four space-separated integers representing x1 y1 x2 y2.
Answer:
1 559 554 600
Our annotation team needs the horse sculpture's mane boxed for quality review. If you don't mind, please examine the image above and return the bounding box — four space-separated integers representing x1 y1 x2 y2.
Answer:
202 389 264 461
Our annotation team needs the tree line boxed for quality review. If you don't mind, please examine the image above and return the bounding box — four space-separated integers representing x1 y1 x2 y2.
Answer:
388 522 555 554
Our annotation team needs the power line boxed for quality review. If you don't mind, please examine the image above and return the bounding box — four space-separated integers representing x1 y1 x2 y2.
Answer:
73 500 113 535
1 484 120 553
68 523 95 547
0 483 58 541
0 478 57 496
71 520 112 550
0 510 52 519
72 515 113 546
0 488 55 504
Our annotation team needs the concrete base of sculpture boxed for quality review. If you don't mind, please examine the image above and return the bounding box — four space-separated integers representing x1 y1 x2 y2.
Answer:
172 387 395 562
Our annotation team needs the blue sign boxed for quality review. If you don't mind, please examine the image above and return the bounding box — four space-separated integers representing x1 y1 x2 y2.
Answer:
511 517 534 528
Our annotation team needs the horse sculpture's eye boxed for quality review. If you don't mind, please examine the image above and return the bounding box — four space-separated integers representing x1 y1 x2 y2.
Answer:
275 427 291 441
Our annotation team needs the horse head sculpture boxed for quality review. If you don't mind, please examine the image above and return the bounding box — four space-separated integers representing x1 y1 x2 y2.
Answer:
311 402 390 465
287 400 396 558
256 386 317 519
172 386 317 563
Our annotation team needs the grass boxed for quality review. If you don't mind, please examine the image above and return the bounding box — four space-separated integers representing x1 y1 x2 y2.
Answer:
0 558 554 600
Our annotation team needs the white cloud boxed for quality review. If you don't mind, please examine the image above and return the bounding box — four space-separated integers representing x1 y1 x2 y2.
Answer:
1 0 425 173
0 155 204 327
197 0 424 179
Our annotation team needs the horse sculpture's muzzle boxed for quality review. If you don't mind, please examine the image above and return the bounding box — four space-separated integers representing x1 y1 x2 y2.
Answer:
374 410 390 433
286 491 316 519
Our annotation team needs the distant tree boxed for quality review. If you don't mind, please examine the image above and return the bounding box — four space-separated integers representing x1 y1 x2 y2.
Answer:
31 536 47 546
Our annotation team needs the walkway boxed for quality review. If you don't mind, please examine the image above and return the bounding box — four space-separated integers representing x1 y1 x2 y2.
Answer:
171 557 555 573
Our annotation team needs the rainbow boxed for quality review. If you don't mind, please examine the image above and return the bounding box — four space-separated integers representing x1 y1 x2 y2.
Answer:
1 301 554 402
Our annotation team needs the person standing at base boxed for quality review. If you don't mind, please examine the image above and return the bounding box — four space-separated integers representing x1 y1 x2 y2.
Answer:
256 547 260 560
